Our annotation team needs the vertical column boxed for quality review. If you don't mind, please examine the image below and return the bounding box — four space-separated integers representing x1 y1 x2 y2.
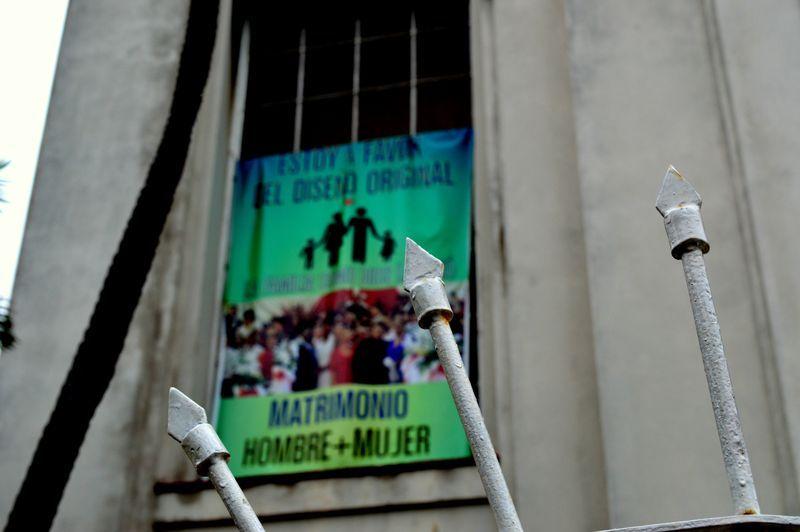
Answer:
708 1 800 512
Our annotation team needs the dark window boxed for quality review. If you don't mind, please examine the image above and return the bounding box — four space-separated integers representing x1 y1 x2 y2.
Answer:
239 1 471 159
360 35 410 88
306 9 355 46
301 96 352 149
359 87 410 139
248 50 298 104
360 5 410 37
241 103 294 159
418 78 471 132
418 27 470 79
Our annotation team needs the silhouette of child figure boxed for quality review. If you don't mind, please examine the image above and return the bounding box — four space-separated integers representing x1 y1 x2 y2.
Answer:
380 231 395 261
300 238 316 270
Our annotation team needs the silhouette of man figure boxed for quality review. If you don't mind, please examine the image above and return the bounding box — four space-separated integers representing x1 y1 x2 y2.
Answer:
300 238 316 270
347 207 379 263
320 213 347 267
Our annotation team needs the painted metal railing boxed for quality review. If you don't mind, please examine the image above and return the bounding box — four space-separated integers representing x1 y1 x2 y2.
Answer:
166 165 800 531
403 238 523 531
601 167 799 531
655 166 759 516
168 388 264 532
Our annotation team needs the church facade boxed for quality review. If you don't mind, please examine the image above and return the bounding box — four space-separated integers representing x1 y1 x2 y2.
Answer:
2 1 800 530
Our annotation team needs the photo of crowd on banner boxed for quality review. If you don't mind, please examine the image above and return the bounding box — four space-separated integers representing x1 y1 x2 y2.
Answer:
220 288 467 398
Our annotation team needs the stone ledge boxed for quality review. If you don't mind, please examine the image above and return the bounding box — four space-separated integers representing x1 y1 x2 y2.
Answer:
600 514 800 531
154 466 486 524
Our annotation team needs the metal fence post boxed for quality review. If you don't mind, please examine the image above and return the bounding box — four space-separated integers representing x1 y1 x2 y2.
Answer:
596 165 800 531
167 388 265 532
655 166 759 516
403 238 523 531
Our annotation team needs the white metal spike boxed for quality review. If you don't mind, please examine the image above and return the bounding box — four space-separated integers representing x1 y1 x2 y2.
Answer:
655 165 702 217
168 387 207 443
167 388 264 531
655 166 710 258
655 169 758 516
402 240 522 531
403 237 444 292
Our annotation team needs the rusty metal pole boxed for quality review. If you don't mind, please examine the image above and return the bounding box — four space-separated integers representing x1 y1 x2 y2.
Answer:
403 238 523 531
168 388 265 532
656 166 760 516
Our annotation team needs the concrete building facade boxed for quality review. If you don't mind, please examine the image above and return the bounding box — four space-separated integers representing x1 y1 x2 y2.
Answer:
1 0 799 530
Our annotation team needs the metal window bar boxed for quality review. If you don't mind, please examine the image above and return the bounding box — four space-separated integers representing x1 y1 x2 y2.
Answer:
292 28 306 153
351 19 361 143
251 15 473 153
409 11 418 135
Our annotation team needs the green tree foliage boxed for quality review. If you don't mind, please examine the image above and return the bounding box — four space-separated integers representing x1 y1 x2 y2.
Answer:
0 303 15 350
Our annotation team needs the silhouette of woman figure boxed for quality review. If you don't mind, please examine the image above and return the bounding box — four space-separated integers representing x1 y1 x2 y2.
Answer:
347 207 379 263
320 213 347 267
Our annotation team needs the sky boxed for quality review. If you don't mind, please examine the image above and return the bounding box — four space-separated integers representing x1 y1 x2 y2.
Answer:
0 0 70 304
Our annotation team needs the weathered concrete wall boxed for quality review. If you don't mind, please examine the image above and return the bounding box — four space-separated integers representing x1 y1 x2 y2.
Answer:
154 467 490 526
471 0 609 530
711 0 800 514
171 505 495 532
0 0 189 529
565 0 800 526
469 0 800 528
0 0 235 529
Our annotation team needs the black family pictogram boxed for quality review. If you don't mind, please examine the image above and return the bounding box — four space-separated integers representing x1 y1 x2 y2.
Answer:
300 208 396 269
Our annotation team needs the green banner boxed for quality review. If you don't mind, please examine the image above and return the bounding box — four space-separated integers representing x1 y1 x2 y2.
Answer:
219 382 471 476
217 129 474 477
225 129 472 302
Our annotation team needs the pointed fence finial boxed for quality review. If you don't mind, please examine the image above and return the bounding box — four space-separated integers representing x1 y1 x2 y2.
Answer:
167 387 227 475
403 239 522 531
655 165 709 259
403 238 452 328
403 237 444 290
655 165 701 216
168 387 208 443
655 169 759 516
167 388 264 531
